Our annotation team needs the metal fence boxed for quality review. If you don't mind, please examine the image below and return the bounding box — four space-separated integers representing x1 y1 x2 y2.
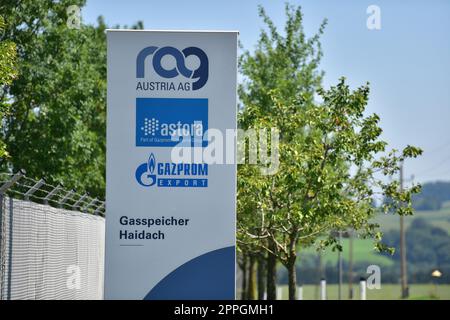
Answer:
0 171 105 300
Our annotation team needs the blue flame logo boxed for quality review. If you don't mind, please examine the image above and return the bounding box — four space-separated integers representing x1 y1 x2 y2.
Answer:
135 153 157 187
148 153 156 174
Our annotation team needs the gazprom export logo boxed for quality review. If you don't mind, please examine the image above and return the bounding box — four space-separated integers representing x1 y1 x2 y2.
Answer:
135 153 208 188
136 98 208 147
135 153 157 187
136 46 208 91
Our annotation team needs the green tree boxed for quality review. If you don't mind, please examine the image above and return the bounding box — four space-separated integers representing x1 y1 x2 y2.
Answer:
238 5 422 300
241 78 422 300
0 15 18 159
0 0 108 197
238 4 326 300
237 163 266 299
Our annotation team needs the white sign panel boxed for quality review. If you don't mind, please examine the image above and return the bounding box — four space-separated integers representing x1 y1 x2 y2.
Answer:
105 30 237 299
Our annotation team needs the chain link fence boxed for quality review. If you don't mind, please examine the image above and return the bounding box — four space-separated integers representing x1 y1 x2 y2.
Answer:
0 171 105 300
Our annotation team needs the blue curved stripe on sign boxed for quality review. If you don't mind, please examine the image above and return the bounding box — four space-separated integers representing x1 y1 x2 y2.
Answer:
143 246 235 300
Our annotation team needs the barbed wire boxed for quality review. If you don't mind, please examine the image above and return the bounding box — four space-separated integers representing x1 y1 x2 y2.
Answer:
0 170 105 216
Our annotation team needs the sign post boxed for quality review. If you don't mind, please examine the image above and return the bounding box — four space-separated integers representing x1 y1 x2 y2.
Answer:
105 30 238 299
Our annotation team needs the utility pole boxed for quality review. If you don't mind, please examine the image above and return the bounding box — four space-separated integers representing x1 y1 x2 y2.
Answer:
399 162 409 298
348 231 354 299
315 252 323 300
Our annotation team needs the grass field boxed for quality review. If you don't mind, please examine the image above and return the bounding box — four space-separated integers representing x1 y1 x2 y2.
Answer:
241 207 450 300
277 284 450 300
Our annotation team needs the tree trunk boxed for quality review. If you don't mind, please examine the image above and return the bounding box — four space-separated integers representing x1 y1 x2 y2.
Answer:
266 240 277 300
240 254 248 300
287 259 297 300
257 253 266 300
247 254 257 300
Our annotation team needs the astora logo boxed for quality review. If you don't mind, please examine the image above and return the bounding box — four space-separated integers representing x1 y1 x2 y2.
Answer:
140 117 204 139
136 98 208 148
136 46 208 90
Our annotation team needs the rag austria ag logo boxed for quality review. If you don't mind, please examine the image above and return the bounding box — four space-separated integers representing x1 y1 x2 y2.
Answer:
136 46 208 91
135 153 208 188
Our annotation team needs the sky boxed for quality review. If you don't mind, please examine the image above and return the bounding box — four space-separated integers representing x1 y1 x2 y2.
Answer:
82 0 450 185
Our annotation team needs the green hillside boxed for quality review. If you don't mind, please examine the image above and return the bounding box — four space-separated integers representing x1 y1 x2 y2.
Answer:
299 238 393 267
373 204 450 234
299 205 450 266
